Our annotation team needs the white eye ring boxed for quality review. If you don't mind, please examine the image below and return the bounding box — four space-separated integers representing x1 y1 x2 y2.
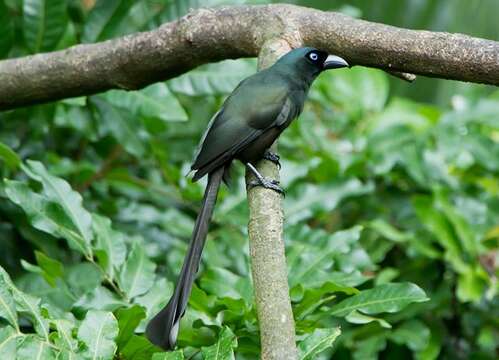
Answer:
309 53 319 61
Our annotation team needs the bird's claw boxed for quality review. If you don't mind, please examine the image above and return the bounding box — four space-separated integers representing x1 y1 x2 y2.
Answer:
248 178 285 195
263 151 281 169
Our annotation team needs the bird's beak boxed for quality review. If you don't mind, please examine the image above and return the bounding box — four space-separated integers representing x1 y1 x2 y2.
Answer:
323 55 349 70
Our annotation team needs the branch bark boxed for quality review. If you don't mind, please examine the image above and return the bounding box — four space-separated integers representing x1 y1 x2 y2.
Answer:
1 3 498 111
245 39 297 360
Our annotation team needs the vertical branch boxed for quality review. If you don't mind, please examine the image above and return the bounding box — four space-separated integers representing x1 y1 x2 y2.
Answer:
246 39 298 360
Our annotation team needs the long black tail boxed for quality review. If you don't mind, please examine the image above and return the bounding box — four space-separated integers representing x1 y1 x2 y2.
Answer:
145 166 225 350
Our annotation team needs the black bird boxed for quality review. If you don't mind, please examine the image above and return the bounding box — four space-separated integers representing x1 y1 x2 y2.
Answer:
146 47 349 350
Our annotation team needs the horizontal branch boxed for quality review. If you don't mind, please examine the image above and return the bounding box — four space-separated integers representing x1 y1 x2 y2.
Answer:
1 4 498 111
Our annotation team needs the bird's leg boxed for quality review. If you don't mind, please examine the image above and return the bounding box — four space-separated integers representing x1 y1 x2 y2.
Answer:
246 163 284 195
262 150 281 169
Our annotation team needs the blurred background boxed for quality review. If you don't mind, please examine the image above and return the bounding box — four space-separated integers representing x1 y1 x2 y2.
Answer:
0 1 498 359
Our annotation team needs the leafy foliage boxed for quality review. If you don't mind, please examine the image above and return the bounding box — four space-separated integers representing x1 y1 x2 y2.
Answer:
0 0 498 359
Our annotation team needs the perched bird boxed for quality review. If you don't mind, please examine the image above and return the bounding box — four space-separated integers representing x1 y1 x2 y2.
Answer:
146 47 349 350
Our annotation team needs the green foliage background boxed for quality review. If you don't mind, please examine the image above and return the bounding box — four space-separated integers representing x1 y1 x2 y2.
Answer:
0 0 498 359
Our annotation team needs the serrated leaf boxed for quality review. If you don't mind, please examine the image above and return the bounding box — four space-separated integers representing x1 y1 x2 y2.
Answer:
90 97 147 157
201 327 237 360
118 241 156 300
81 0 135 43
328 283 429 317
0 141 20 170
23 0 68 52
91 214 127 281
115 305 146 350
298 327 341 360
77 310 118 360
51 319 78 352
105 83 187 123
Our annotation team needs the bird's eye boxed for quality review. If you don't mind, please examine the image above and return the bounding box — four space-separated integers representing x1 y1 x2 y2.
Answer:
309 52 319 61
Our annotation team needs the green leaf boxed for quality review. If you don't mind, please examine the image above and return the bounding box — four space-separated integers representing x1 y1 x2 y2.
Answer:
201 327 237 360
0 141 20 170
389 320 430 352
91 214 127 281
285 179 373 224
115 305 146 350
329 283 429 317
0 0 14 58
34 251 64 287
169 59 255 96
152 350 184 360
200 267 252 304
77 310 119 360
118 241 156 300
17 335 56 360
133 278 172 331
23 0 68 52
81 0 135 43
90 97 147 157
120 334 161 360
74 286 127 313
105 83 187 123
298 327 341 360
23 160 94 250
345 310 391 329
51 319 78 353
0 275 18 330
0 326 18 358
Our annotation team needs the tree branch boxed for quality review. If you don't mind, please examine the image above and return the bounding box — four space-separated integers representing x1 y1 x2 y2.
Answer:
1 3 498 111
245 39 298 360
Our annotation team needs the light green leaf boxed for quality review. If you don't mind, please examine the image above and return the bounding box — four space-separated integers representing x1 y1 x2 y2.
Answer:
285 179 373 224
17 335 56 360
77 310 119 360
329 283 429 317
0 275 18 330
298 327 341 360
0 267 49 341
91 214 127 280
345 310 391 328
0 141 20 170
74 286 127 313
118 241 156 299
0 326 18 358
90 97 147 157
152 350 184 360
201 327 237 360
389 320 430 352
133 278 172 332
4 180 91 256
169 59 255 96
22 160 93 256
51 319 78 352
23 0 68 52
105 83 187 123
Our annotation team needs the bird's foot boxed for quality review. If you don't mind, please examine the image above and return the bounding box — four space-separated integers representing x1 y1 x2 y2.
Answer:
248 177 285 195
262 151 281 169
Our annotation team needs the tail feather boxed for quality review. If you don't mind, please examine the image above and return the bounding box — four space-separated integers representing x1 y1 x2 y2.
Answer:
146 166 225 350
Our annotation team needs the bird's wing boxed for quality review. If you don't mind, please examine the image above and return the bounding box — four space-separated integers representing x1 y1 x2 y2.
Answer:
191 80 292 179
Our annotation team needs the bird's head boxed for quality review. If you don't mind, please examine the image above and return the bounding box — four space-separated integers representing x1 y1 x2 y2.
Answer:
275 47 349 81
